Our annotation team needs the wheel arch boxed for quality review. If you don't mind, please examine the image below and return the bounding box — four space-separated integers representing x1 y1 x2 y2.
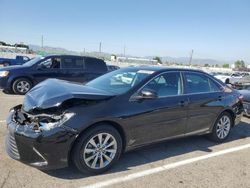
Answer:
211 109 236 132
11 76 34 88
68 120 127 164
10 76 34 94
223 109 236 126
225 78 230 84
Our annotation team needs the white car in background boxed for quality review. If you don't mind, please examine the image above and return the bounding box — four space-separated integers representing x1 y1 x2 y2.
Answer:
229 72 250 84
113 72 136 84
213 72 231 83
214 72 250 84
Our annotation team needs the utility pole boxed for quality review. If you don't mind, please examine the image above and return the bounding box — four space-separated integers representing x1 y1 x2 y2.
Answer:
99 42 102 53
123 45 126 57
41 35 44 49
189 49 194 66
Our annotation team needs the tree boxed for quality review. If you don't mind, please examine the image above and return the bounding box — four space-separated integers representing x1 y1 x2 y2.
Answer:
234 60 245 68
222 64 230 68
153 56 163 64
204 64 210 67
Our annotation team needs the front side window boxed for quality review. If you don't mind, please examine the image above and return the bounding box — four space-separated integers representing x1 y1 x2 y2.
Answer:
39 58 61 69
185 72 220 94
142 72 182 97
23 56 44 66
209 78 221 92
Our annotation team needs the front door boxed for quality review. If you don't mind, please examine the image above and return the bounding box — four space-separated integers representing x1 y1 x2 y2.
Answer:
125 72 189 146
33 57 63 84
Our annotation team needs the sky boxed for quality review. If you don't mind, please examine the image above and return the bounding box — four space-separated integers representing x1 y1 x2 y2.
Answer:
0 0 250 62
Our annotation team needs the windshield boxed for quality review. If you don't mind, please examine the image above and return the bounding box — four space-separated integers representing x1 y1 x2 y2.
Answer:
23 56 44 66
86 68 155 94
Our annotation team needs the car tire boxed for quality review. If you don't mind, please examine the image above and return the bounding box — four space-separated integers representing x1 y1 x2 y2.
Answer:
208 112 232 142
225 78 230 84
72 124 123 174
3 62 10 66
12 78 32 95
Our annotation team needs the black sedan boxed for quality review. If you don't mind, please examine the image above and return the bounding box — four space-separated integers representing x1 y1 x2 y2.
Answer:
6 66 243 174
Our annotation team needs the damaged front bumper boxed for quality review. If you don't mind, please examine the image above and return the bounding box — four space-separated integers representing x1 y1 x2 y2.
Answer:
5 106 78 170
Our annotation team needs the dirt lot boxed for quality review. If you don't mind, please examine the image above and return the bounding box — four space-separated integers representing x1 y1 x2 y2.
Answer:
0 91 249 188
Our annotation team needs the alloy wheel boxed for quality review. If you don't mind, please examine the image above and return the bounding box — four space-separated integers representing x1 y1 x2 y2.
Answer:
16 81 31 93
216 115 231 139
83 133 117 169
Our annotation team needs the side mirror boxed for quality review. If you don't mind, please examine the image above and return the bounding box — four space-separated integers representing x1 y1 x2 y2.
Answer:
133 89 158 101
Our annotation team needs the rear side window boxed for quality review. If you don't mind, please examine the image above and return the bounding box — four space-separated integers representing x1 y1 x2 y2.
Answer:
85 57 107 71
184 72 221 94
209 79 221 92
61 57 84 69
39 57 61 69
75 58 85 69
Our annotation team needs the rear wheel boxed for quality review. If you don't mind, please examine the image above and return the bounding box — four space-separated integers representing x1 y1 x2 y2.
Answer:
72 124 122 174
12 78 32 95
3 62 10 66
208 112 232 142
225 78 230 84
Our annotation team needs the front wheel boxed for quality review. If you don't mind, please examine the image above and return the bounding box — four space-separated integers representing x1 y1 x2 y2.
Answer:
72 125 122 174
12 78 32 95
3 62 10 67
208 112 232 142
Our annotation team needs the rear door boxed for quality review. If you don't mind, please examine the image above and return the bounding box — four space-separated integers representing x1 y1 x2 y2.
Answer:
183 72 224 135
84 57 108 83
61 56 85 82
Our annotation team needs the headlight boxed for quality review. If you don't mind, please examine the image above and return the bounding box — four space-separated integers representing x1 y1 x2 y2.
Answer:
39 113 75 131
0 71 9 77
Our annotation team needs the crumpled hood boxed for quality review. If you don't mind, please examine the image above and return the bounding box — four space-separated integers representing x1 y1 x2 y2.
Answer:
23 79 114 112
238 90 250 102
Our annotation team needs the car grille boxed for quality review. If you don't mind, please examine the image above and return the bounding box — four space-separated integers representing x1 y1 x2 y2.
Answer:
6 131 20 160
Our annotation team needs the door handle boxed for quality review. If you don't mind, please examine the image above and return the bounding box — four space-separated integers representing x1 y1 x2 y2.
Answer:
218 96 223 101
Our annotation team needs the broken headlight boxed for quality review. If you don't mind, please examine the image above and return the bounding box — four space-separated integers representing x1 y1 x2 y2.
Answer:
39 113 75 131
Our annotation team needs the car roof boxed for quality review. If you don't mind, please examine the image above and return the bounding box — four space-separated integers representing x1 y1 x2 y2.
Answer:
124 65 206 74
44 54 103 60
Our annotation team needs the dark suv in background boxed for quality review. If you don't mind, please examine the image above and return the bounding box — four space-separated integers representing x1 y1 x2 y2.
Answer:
0 55 108 94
